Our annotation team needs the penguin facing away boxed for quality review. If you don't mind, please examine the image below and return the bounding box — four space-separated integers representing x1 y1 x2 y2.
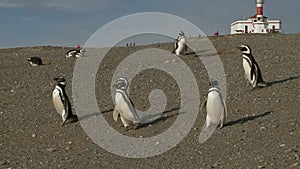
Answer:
27 57 42 66
52 76 78 125
238 44 268 89
172 31 187 55
113 77 141 128
200 80 227 129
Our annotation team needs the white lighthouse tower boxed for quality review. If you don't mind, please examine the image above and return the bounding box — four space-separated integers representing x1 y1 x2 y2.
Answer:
231 0 282 34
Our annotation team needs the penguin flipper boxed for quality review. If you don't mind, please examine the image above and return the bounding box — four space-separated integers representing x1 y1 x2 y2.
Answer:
219 99 227 129
200 98 207 113
113 108 119 121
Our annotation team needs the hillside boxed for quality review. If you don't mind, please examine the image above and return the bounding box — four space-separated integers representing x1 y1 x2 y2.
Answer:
0 33 299 168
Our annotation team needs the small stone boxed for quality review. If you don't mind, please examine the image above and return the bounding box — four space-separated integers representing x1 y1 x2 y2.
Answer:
32 133 36 138
213 163 219 167
65 146 71 150
164 60 170 64
279 144 286 148
258 166 265 169
193 128 197 130
260 126 266 130
47 148 56 152
139 136 144 138
291 163 299 167
68 141 72 144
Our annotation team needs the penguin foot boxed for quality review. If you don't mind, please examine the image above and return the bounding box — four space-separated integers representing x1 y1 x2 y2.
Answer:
61 116 79 126
257 82 269 87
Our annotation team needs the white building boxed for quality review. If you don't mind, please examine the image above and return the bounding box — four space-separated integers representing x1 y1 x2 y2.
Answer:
231 0 282 34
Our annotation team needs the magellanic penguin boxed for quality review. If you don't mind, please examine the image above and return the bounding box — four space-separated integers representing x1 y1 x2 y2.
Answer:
200 80 227 129
238 44 268 89
52 76 78 125
113 77 141 128
27 56 42 66
65 48 85 58
172 31 187 55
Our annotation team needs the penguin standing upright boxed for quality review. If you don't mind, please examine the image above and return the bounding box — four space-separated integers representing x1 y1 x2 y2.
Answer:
172 31 187 55
201 80 227 129
238 44 268 89
199 80 227 143
52 76 78 125
27 57 42 66
113 77 141 128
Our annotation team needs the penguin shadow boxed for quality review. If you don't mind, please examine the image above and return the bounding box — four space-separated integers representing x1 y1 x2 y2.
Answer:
78 108 114 121
224 111 273 127
138 107 181 128
266 76 298 86
184 49 212 56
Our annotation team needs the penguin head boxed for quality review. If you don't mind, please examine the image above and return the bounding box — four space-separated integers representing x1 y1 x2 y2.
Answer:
238 45 251 54
54 76 67 86
209 79 218 87
116 77 129 90
179 31 185 36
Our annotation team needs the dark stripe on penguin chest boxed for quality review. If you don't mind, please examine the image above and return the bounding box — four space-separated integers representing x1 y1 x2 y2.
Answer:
56 84 72 114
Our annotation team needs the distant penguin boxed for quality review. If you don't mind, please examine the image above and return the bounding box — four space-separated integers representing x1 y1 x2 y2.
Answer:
27 57 42 66
201 80 227 129
52 76 78 125
172 31 187 55
113 77 141 128
65 48 85 58
238 44 268 89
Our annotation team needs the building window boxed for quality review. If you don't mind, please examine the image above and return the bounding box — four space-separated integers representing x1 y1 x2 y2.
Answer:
245 25 248 33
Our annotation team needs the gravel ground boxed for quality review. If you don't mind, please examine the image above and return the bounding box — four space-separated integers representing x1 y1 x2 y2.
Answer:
0 33 299 169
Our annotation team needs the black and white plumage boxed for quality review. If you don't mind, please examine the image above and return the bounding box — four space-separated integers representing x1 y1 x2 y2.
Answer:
201 80 227 129
27 57 42 66
113 77 141 128
65 48 85 58
52 76 78 125
238 44 268 89
172 31 187 55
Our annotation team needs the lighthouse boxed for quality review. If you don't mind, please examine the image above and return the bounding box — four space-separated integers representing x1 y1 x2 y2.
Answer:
231 0 282 34
256 0 264 21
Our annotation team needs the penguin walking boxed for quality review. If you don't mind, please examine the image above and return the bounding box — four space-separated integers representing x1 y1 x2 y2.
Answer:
113 77 141 128
65 48 85 58
172 31 187 55
200 80 227 129
199 80 227 143
27 56 42 66
238 44 268 89
52 76 78 125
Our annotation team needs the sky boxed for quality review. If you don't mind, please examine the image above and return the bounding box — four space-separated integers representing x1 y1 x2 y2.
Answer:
0 0 299 48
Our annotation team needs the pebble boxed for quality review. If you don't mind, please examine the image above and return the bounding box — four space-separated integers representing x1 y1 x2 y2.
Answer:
65 146 71 150
279 144 286 148
47 148 56 152
291 163 299 167
32 133 36 138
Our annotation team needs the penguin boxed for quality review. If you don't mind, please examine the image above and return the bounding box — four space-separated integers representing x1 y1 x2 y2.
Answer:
113 77 141 128
238 44 268 89
200 80 227 129
52 76 78 125
65 48 85 58
27 57 42 66
172 31 187 55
